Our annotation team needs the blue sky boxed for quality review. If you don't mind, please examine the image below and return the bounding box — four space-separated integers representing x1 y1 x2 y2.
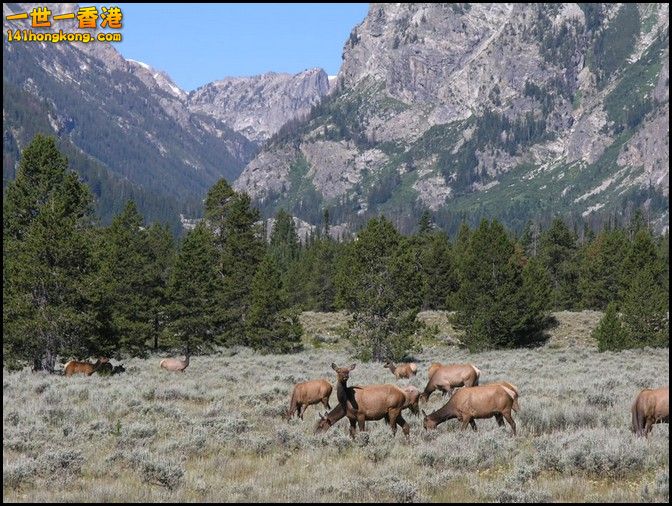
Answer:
95 3 369 91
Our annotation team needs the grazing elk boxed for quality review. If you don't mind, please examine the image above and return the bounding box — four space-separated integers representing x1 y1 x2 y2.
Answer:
422 384 518 435
631 387 669 437
97 362 126 375
383 360 418 379
160 352 190 372
286 379 333 420
64 357 109 377
314 385 421 433
329 363 410 440
420 362 481 402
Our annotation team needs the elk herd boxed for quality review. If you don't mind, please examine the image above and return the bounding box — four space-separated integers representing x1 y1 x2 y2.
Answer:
290 360 668 441
58 353 668 440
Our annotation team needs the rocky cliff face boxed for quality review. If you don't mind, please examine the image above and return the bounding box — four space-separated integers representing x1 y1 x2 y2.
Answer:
3 3 333 228
235 3 669 233
188 69 331 144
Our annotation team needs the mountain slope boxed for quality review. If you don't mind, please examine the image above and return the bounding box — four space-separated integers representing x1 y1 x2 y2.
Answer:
3 3 331 228
235 3 669 234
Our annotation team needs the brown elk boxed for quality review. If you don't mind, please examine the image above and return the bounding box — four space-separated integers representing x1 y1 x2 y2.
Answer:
315 385 420 433
329 363 410 440
160 352 190 372
631 387 669 437
420 362 481 402
63 357 109 377
484 381 520 413
422 384 517 435
383 360 418 379
286 379 332 420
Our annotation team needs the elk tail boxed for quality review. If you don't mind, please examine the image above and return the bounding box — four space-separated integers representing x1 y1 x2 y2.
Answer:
512 398 520 413
632 399 643 435
287 390 298 420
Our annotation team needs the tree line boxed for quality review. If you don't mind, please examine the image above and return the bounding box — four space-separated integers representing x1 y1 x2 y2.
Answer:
3 136 668 371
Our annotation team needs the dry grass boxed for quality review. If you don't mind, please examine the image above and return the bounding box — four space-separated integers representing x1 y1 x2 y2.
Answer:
3 311 668 503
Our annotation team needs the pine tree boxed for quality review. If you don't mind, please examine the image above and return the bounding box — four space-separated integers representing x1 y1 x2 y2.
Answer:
165 223 223 353
96 201 159 356
453 219 550 351
145 223 175 350
414 230 457 310
247 254 303 353
621 267 669 348
203 179 264 345
336 217 423 361
593 302 630 351
579 229 627 309
270 209 299 263
539 218 580 309
3 135 96 371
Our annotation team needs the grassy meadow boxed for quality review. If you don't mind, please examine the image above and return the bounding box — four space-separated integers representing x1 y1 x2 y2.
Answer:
3 311 669 502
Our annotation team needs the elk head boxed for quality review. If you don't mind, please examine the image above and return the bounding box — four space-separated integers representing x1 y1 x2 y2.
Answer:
331 363 355 382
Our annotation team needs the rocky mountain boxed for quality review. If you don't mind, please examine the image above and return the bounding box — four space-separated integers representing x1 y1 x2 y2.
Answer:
3 3 331 230
188 69 331 144
235 3 669 234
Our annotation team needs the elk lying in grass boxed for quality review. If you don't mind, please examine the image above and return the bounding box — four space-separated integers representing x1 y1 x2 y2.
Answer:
64 357 109 377
160 352 190 372
328 363 410 440
314 385 420 433
632 386 669 437
286 379 332 420
383 360 418 379
420 362 481 402
422 384 517 435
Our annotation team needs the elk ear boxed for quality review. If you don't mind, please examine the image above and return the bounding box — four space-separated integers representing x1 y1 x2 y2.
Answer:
331 363 338 371
349 364 356 371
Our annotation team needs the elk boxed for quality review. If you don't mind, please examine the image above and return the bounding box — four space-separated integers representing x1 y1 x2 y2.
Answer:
483 381 520 413
631 386 669 437
63 357 109 377
97 362 126 375
420 362 481 402
329 363 410 440
383 360 418 379
160 352 190 372
422 384 517 435
315 385 420 433
286 379 333 420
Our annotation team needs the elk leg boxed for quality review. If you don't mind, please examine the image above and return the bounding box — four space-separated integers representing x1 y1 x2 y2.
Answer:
495 414 505 427
299 404 307 420
469 419 477 431
644 417 653 437
357 415 366 432
322 397 331 410
349 418 357 439
503 411 517 436
388 410 399 437
460 418 471 431
396 413 410 441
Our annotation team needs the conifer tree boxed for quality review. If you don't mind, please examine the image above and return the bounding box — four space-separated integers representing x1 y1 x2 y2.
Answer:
247 254 303 353
96 201 158 356
538 218 580 309
621 267 669 348
593 302 630 351
203 179 264 345
165 223 222 352
336 217 423 361
579 229 627 309
453 219 550 351
3 135 96 371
